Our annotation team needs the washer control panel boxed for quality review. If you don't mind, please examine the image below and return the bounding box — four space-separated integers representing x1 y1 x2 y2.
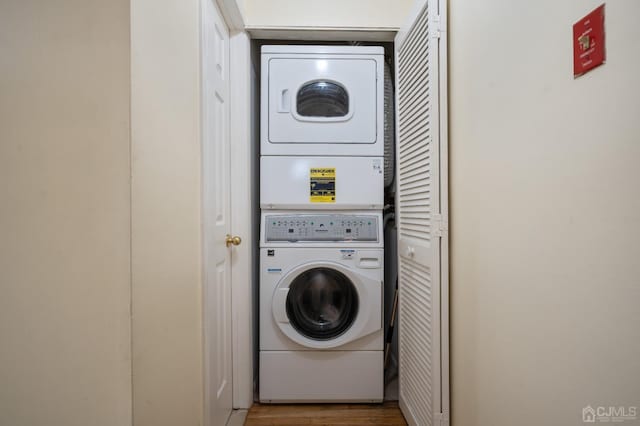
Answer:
265 214 378 242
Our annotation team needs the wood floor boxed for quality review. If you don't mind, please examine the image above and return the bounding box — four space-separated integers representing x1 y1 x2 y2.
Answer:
244 402 407 426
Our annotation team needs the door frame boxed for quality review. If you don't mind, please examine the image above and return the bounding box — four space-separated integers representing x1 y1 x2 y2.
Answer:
228 30 254 409
202 3 438 418
201 0 254 421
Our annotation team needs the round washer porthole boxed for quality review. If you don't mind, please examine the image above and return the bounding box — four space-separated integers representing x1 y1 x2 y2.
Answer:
285 267 359 341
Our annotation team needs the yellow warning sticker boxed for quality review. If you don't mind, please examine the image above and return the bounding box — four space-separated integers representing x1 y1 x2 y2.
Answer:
310 167 336 203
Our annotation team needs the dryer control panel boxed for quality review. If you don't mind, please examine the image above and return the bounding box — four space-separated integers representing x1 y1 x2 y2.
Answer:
265 214 378 242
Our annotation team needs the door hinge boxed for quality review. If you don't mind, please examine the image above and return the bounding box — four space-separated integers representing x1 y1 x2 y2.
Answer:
430 15 444 39
435 412 450 426
432 214 448 238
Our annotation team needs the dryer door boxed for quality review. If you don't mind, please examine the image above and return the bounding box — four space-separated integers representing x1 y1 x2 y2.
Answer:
273 262 381 349
267 57 378 144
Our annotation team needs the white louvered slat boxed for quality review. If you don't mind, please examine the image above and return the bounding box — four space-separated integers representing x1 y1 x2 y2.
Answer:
396 0 448 424
399 255 434 425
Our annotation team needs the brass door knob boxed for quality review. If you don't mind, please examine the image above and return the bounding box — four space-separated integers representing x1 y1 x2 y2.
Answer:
225 235 242 247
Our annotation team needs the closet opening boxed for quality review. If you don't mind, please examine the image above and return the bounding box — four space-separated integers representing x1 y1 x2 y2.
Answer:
247 36 399 403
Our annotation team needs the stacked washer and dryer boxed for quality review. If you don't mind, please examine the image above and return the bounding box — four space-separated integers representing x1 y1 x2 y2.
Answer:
259 45 387 403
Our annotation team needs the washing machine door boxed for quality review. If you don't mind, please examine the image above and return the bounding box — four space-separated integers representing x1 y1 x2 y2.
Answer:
272 262 381 349
267 57 378 144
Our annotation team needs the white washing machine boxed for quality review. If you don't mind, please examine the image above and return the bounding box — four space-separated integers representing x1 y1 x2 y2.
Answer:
260 156 384 210
260 212 384 402
261 45 385 157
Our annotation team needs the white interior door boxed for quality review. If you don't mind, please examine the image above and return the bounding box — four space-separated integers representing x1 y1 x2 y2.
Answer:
202 0 233 424
395 0 449 425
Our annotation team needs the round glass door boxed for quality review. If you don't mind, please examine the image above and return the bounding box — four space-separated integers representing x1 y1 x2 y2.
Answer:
296 81 349 118
285 267 359 340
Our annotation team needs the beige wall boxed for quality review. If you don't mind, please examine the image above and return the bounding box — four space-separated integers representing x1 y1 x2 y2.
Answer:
449 0 640 425
0 1 132 426
235 0 247 20
130 0 204 425
243 0 414 29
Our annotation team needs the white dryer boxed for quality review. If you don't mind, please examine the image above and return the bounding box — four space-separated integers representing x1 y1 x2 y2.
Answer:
261 45 385 157
260 212 384 403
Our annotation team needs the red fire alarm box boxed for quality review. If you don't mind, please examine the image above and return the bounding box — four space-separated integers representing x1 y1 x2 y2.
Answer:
573 4 606 78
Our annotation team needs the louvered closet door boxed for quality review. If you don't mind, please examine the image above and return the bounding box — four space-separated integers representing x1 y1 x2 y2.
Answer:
395 0 449 425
